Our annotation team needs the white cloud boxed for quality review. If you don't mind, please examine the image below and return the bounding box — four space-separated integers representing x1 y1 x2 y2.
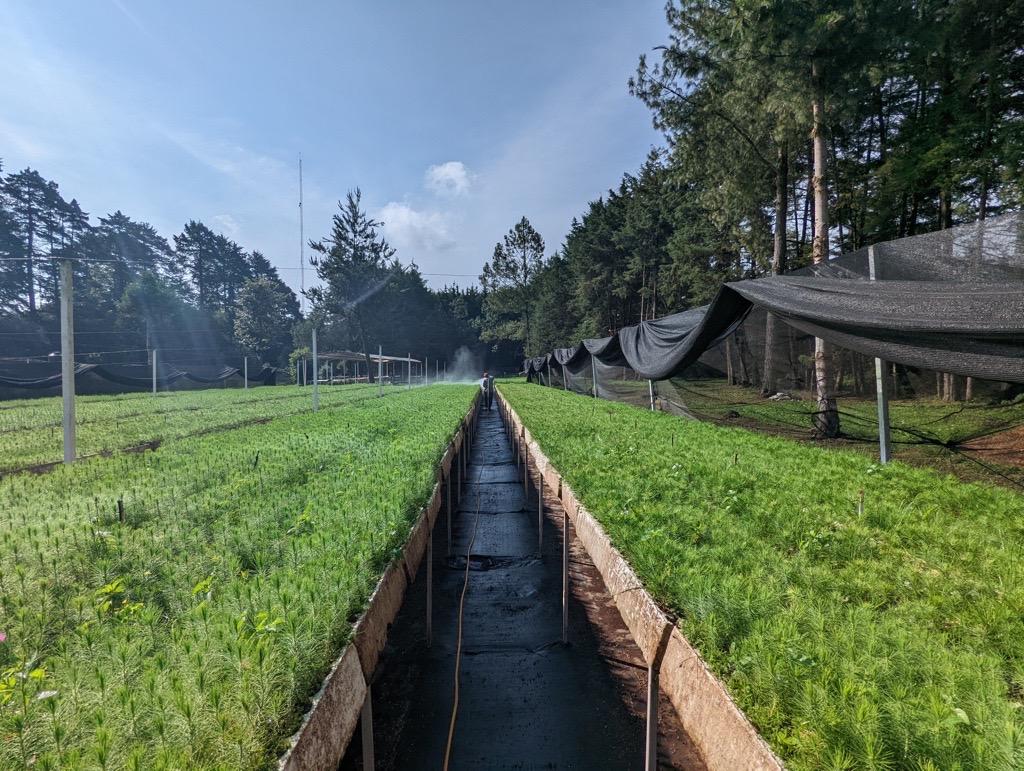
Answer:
424 161 472 197
210 213 241 240
377 202 456 254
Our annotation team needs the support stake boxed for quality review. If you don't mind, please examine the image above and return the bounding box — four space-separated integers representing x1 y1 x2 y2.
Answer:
645 662 659 771
152 348 158 395
537 476 544 554
562 505 569 644
361 692 375 770
426 527 433 647
243 356 248 390
648 379 655 411
591 355 598 398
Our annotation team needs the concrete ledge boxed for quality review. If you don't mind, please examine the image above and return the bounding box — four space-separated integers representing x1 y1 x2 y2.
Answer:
498 388 783 771
279 645 366 771
278 394 478 770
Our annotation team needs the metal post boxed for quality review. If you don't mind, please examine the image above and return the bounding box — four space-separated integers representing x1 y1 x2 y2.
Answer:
407 353 412 390
329 359 333 385
361 693 375 770
537 477 543 554
152 348 158 395
648 379 655 412
311 328 319 412
378 345 383 397
446 475 453 555
868 246 892 463
562 363 569 391
60 259 76 465
243 356 248 389
426 527 433 647
590 355 598 398
645 663 659 771
562 506 569 644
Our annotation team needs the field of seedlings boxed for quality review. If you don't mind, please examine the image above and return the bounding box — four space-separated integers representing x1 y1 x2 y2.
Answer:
500 382 1024 770
0 384 476 769
0 383 394 475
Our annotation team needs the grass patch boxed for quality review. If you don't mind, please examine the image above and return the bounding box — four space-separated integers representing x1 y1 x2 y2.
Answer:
0 385 475 769
501 381 1024 770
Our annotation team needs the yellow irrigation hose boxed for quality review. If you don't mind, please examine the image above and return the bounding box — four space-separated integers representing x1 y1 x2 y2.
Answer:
443 485 482 771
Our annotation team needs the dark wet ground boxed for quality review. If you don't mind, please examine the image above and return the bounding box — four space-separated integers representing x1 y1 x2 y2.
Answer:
341 406 705 770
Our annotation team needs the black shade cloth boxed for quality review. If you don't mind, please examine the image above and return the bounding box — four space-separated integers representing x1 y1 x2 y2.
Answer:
525 223 1024 385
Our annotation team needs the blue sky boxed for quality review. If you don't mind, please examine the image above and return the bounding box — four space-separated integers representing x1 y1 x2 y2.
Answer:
0 0 666 294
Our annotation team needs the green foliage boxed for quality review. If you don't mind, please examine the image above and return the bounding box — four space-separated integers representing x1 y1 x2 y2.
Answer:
0 383 392 474
501 382 1024 770
0 384 476 768
234 277 299 365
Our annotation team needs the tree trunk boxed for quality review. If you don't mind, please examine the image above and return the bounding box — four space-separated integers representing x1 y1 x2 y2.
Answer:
762 144 789 396
811 59 839 437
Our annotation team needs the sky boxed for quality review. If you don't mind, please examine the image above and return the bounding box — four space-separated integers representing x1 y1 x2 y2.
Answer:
0 0 666 295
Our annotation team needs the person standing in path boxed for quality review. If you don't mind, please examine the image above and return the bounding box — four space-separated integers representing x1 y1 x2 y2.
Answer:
480 370 494 410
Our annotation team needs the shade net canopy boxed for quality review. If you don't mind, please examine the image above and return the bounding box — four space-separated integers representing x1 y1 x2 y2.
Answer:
524 213 1024 490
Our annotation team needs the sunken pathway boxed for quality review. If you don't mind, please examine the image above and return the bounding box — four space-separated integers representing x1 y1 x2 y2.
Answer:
343 404 651 769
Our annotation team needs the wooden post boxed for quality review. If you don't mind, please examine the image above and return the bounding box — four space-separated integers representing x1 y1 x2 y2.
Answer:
868 246 892 463
311 328 319 412
60 259 76 465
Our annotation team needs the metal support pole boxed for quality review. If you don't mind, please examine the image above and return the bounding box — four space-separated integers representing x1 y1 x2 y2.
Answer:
562 506 569 644
562 364 569 391
537 477 543 554
645 663 659 771
361 692 375 770
378 345 383 397
60 259 76 465
868 246 892 463
243 356 248 389
329 359 333 385
152 348 158 395
591 355 598 398
648 379 655 412
446 475 453 555
311 328 319 412
426 528 433 647
407 353 412 390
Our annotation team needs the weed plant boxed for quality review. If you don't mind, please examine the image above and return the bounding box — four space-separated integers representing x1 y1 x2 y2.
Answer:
501 382 1024 770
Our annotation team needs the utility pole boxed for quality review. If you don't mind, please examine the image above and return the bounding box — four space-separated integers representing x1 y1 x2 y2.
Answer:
299 155 305 315
60 259 76 464
311 328 319 412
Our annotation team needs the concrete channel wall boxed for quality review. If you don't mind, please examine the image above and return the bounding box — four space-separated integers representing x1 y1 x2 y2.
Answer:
497 388 784 771
278 394 479 771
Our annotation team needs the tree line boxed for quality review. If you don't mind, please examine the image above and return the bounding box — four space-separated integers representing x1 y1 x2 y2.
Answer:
476 0 1023 435
0 165 497 373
